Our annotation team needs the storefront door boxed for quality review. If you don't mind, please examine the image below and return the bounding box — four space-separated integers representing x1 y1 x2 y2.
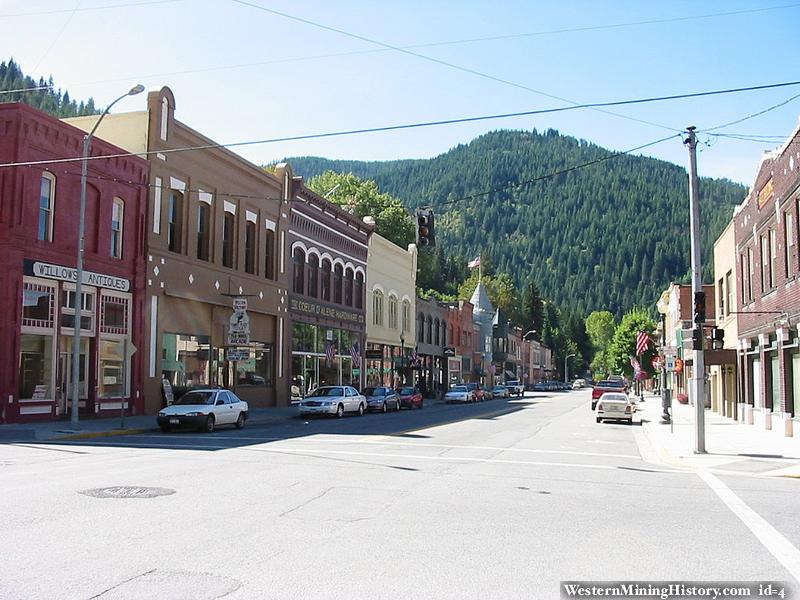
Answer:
57 337 88 415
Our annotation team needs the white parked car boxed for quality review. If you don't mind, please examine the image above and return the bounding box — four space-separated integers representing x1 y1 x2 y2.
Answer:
443 385 474 403
157 389 248 433
595 392 634 424
299 386 366 418
491 385 511 399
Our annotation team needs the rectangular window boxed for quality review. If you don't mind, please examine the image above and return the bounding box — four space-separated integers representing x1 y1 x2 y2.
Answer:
236 342 274 387
785 211 795 279
725 270 733 317
111 199 124 258
168 191 182 252
18 334 54 400
770 228 777 289
747 247 754 303
161 333 211 387
22 281 55 329
100 293 130 335
153 177 162 234
98 339 126 398
265 230 275 280
38 174 54 242
717 277 724 319
222 212 235 268
60 288 95 332
197 204 210 261
244 222 256 274
760 234 769 293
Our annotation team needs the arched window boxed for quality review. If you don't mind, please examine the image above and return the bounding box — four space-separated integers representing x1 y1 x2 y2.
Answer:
197 203 210 261
333 263 343 304
417 314 425 343
244 221 256 274
38 172 56 242
264 229 275 279
426 316 433 344
222 211 235 268
167 190 183 252
388 295 398 329
293 248 305 294
355 271 364 309
321 259 332 302
307 254 319 298
110 198 124 258
402 300 410 334
434 319 440 346
344 267 354 306
373 290 384 326
448 324 454 345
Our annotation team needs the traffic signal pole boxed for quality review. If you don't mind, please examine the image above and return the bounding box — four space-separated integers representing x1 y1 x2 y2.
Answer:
685 127 706 454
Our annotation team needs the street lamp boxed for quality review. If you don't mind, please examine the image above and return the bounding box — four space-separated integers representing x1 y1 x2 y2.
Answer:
564 353 576 384
70 84 144 428
523 329 537 340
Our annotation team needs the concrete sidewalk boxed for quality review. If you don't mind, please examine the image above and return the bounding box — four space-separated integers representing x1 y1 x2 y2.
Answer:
637 391 800 478
0 406 300 443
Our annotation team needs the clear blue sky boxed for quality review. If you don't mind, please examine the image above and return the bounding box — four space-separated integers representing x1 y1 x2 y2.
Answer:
3 0 800 186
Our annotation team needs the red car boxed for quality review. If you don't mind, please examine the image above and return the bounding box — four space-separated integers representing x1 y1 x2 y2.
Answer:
397 386 424 409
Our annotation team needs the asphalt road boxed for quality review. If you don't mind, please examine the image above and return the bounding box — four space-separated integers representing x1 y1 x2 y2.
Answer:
1 389 798 600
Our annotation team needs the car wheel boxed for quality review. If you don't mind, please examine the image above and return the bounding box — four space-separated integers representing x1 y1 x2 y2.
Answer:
358 403 365 416
596 417 602 423
336 404 344 418
382 402 387 413
203 415 215 433
235 412 246 429
159 424 170 433
395 400 401 411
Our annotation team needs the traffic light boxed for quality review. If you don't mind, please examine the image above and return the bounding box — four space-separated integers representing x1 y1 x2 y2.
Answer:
712 327 724 350
415 209 435 247
693 291 706 324
692 327 704 351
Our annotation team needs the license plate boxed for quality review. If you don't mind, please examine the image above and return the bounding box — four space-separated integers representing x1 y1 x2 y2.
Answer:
605 405 620 412
169 418 180 424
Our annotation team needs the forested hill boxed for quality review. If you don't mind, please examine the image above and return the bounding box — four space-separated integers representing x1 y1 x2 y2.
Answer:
286 129 746 316
0 58 99 117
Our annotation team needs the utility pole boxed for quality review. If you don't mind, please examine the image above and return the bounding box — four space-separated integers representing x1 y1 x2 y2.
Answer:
685 126 706 454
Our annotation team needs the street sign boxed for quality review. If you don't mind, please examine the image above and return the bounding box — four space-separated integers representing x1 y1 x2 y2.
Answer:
232 297 248 311
227 348 250 361
352 368 360 375
665 357 676 372
227 332 249 346
663 346 677 357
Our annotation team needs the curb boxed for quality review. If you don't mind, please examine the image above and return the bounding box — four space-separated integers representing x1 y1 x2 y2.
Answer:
56 428 156 441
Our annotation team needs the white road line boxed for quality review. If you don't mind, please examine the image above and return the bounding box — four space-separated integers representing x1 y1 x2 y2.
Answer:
131 435 641 460
697 469 800 585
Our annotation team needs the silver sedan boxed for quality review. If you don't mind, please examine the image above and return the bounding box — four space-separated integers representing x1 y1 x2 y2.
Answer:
299 386 366 418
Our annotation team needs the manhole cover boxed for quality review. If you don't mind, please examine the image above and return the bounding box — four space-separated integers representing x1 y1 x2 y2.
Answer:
79 486 175 499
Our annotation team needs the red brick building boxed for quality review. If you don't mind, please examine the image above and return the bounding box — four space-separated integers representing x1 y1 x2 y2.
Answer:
0 104 148 423
733 123 800 437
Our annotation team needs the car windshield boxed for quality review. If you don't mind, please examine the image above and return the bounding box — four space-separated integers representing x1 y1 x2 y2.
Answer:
450 386 467 392
601 394 628 402
363 387 384 396
464 383 477 390
493 386 505 391
174 391 215 405
399 387 415 395
308 387 345 397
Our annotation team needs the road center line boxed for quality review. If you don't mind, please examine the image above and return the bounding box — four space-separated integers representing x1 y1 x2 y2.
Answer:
697 469 800 585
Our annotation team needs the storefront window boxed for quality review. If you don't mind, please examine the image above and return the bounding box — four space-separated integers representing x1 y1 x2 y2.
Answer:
60 288 95 332
22 282 55 328
292 322 315 352
100 293 129 335
19 334 53 399
237 342 274 387
161 333 211 387
98 339 126 398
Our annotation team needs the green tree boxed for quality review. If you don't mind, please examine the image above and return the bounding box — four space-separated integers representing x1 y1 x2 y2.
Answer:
585 310 616 353
458 271 520 320
305 171 414 248
521 281 544 339
607 308 657 378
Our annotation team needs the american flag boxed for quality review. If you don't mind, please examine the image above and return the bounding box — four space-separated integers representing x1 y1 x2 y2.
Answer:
467 256 481 269
635 331 651 355
630 356 641 372
350 341 361 368
325 342 336 365
410 347 418 366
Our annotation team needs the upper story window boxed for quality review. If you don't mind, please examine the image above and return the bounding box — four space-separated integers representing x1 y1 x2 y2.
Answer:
321 259 331 302
160 96 169 141
426 316 432 344
717 277 724 319
244 221 256 274
373 290 384 326
333 264 343 304
293 248 305 295
110 198 124 258
38 172 55 242
770 228 777 289
222 211 236 268
307 254 319 298
760 231 774 293
402 300 410 334
264 229 275 280
388 295 398 330
344 268 354 306
167 191 182 253
434 319 440 346
725 270 733 317
197 203 211 261
417 314 425 343
355 272 364 310
785 210 795 279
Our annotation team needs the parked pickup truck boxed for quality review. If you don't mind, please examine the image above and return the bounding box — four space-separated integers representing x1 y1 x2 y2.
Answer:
505 380 524 397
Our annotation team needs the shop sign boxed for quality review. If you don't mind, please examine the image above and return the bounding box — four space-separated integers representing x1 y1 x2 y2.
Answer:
25 259 130 292
352 368 360 375
757 178 774 208
289 296 365 325
227 348 250 361
229 296 250 346
365 349 383 360
228 332 249 346
443 346 456 357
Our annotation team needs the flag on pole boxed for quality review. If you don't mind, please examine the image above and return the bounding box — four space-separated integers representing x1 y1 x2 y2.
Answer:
325 342 336 365
630 356 641 372
635 331 651 355
468 256 481 269
350 341 361 368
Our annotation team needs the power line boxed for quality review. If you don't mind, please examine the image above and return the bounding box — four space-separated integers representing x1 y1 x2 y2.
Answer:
0 85 54 95
700 90 800 133
2 79 799 170
436 134 680 206
0 0 184 17
230 0 680 133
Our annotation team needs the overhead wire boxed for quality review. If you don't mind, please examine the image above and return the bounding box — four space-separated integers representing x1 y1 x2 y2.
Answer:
0 0 185 17
2 79 799 170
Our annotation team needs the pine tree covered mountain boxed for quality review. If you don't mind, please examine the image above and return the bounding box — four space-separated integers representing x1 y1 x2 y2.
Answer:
286 129 746 317
0 58 99 118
